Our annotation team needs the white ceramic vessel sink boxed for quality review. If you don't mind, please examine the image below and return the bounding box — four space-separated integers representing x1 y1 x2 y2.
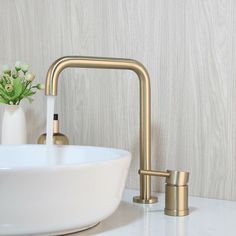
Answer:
0 145 131 236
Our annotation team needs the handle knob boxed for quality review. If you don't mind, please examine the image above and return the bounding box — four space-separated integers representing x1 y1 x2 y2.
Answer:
164 170 189 216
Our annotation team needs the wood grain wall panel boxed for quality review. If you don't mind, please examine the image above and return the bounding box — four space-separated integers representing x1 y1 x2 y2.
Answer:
0 0 236 200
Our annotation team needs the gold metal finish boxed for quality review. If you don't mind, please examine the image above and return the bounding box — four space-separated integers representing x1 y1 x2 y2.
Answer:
45 56 190 213
37 133 69 145
166 170 189 186
37 114 69 145
165 185 189 216
53 119 59 134
45 56 157 204
165 170 189 216
133 195 158 204
140 169 189 216
139 169 170 178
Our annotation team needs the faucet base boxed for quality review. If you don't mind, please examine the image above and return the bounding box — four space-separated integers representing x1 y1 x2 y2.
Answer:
133 196 158 204
164 208 189 217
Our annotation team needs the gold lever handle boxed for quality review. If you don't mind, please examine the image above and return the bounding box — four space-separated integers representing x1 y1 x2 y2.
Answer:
139 169 190 216
139 169 170 178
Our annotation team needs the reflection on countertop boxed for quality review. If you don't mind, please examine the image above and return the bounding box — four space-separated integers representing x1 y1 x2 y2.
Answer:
72 189 236 236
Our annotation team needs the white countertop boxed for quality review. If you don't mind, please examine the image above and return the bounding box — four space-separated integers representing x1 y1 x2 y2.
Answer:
74 189 236 236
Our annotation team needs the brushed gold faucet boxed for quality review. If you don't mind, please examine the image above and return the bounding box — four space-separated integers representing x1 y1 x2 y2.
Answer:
45 56 189 216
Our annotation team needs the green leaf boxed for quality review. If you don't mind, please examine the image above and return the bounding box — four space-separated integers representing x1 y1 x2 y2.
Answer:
0 95 7 104
0 77 23 104
23 89 36 97
12 77 23 98
0 89 10 102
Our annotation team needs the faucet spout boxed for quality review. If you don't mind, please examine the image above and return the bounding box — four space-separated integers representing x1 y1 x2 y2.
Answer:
45 56 157 204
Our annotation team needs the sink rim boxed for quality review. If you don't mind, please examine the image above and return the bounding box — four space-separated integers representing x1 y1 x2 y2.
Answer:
0 144 131 171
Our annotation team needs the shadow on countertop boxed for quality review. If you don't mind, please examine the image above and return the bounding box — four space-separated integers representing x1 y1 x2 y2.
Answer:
69 201 143 236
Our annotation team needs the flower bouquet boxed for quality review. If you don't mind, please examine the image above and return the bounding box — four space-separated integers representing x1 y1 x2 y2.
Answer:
0 62 44 144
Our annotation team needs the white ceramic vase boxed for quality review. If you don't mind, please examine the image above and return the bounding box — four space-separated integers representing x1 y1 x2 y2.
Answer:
1 105 27 144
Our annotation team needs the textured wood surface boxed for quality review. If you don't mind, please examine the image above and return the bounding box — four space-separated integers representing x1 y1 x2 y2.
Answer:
0 0 236 200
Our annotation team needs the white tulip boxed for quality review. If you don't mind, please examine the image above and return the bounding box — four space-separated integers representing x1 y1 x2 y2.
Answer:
26 73 35 82
37 83 45 90
21 64 29 73
15 61 21 71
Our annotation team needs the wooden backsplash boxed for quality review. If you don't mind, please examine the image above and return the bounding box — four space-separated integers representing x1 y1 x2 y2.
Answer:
0 0 236 200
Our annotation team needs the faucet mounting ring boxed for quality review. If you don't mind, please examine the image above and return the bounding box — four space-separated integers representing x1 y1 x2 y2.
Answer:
133 196 157 204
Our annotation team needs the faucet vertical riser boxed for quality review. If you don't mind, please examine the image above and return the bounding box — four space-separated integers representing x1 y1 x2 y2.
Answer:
45 56 157 204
